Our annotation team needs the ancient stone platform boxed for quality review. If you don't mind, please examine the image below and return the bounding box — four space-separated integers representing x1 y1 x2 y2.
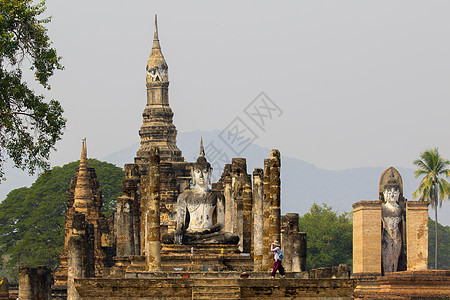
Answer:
74 275 356 299
160 244 253 272
353 270 450 299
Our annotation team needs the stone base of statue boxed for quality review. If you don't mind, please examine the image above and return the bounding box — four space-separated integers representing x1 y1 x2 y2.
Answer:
160 244 253 272
162 231 239 245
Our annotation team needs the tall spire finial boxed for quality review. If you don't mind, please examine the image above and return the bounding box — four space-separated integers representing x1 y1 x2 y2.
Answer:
74 137 92 213
81 138 87 161
152 14 160 49
146 15 168 82
199 137 205 157
154 14 159 41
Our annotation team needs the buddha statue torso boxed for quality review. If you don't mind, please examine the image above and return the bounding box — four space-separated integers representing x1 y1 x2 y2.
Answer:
162 140 238 245
381 185 404 273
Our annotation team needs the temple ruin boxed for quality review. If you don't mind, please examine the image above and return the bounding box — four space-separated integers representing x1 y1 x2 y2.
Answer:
16 15 449 300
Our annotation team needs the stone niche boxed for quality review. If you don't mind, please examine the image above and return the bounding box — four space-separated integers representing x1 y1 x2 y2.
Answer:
352 167 429 276
352 167 432 299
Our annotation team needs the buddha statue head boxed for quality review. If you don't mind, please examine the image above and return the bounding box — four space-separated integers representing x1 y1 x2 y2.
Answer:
383 171 400 206
191 138 212 190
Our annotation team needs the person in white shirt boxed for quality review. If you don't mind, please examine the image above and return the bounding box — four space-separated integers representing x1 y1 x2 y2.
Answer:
270 241 285 278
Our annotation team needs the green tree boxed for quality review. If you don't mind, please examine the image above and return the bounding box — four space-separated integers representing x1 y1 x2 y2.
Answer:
0 159 123 282
413 147 450 269
298 203 353 270
0 0 65 180
428 218 450 270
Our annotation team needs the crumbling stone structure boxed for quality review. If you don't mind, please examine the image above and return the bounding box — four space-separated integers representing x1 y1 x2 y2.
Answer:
352 166 431 299
281 213 307 272
66 212 92 300
133 15 191 237
19 14 356 299
106 15 305 275
18 266 52 300
54 139 110 286
352 167 428 276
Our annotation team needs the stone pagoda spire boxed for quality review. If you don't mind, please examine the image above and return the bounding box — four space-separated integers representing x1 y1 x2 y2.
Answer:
136 14 184 166
199 137 205 157
145 14 168 84
73 138 93 214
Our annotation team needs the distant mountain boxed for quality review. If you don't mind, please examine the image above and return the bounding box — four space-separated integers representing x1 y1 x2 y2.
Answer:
101 130 449 224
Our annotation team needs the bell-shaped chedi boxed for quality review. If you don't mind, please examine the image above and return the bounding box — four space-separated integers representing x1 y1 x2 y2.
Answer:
73 138 93 214
54 138 108 286
136 14 184 166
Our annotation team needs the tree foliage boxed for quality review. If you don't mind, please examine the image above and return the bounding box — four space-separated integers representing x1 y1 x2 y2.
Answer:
0 0 65 180
298 203 353 270
413 147 450 269
0 159 123 282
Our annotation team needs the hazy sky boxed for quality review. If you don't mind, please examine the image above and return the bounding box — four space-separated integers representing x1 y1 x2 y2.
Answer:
28 1 450 172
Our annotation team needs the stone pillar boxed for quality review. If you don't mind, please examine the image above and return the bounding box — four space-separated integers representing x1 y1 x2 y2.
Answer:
18 267 52 300
269 150 281 249
286 231 307 272
352 201 382 274
298 232 307 272
253 168 264 271
36 267 52 300
242 174 252 253
140 173 149 256
123 163 141 256
116 195 134 257
262 158 272 271
406 201 428 270
231 158 247 252
18 266 33 300
146 147 161 271
223 166 233 233
232 176 244 252
282 213 306 272
67 234 82 300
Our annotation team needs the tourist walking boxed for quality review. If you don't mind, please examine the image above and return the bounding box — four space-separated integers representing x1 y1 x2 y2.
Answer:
270 241 285 278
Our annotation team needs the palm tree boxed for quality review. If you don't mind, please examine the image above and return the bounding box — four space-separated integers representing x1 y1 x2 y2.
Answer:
413 147 450 269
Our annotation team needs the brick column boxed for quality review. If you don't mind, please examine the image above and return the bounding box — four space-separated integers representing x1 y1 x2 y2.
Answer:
67 234 82 300
18 267 33 300
223 171 233 233
269 150 281 250
123 163 141 256
406 201 428 270
282 213 305 272
262 158 272 271
242 174 253 253
352 201 382 274
146 147 161 271
140 173 149 256
116 196 134 257
232 176 244 252
252 168 264 271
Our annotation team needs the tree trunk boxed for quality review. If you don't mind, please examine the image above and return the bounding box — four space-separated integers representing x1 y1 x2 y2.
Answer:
435 199 438 269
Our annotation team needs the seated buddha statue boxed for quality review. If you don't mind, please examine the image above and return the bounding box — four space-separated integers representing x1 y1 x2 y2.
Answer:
162 141 238 245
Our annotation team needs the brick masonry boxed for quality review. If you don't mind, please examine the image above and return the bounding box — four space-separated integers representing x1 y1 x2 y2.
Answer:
352 201 382 274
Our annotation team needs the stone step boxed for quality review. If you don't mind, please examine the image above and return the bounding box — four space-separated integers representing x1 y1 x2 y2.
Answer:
194 285 240 292
192 286 241 299
192 278 239 285
192 293 240 300
161 244 240 255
